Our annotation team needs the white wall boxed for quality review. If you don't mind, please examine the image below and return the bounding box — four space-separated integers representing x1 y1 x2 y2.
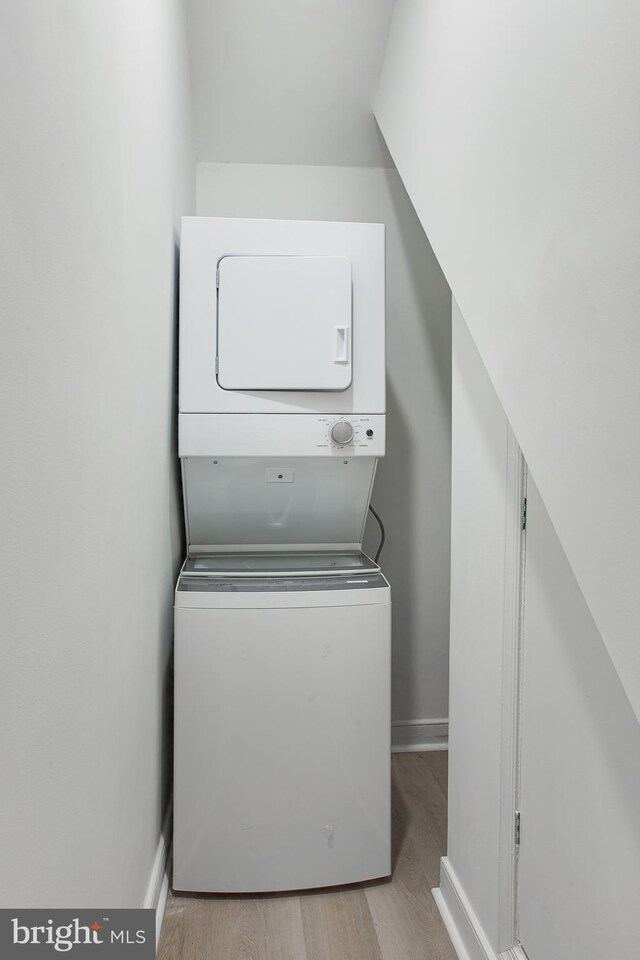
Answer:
446 301 514 949
186 0 395 166
446 300 640 960
517 476 640 960
0 1 194 906
197 162 452 731
375 0 640 719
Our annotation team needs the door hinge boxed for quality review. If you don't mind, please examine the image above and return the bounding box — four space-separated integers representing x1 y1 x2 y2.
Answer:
515 810 521 848
521 497 527 531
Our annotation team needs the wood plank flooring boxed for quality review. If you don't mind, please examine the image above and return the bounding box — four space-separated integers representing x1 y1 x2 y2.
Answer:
158 752 456 960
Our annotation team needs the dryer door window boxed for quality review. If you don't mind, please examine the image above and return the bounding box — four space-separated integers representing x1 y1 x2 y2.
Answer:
216 256 352 391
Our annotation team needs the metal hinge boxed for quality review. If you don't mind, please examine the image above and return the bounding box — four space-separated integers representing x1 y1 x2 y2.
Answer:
521 497 527 531
515 810 521 848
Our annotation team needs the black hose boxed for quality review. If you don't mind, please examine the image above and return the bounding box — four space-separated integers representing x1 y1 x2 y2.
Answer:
368 504 386 564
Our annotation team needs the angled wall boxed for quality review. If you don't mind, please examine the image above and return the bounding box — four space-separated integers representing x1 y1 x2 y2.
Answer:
0 0 194 906
445 298 640 960
445 302 513 950
375 0 640 718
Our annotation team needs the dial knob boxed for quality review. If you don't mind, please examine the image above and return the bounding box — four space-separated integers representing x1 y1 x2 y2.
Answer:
331 420 354 445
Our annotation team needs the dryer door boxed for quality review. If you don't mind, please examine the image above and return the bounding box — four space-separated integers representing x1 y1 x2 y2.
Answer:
217 256 352 391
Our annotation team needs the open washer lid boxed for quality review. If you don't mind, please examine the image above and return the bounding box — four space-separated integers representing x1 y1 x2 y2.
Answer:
182 550 379 578
182 456 377 551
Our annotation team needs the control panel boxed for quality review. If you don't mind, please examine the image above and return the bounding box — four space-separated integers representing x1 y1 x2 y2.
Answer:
318 417 379 451
179 413 386 457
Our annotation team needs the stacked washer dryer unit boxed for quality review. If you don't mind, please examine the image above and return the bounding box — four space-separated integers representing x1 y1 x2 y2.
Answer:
174 216 390 894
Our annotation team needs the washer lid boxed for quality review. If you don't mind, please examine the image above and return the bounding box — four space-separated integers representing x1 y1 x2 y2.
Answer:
182 456 376 550
183 550 379 578
177 572 388 593
216 256 352 391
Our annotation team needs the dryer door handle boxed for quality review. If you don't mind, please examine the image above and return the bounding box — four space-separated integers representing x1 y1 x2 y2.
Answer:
335 326 350 363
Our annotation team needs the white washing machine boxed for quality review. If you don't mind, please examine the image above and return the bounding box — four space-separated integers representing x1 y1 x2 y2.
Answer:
173 553 391 893
173 217 390 893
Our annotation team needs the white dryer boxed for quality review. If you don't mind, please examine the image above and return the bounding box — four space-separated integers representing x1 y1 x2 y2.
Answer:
178 215 385 418
173 217 390 893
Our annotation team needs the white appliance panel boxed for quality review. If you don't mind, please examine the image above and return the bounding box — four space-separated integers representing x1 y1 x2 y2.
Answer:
178 413 386 457
173 596 391 892
179 217 384 414
217 256 352 391
183 456 376 549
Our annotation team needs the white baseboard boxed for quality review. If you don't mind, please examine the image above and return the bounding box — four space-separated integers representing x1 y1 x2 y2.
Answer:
433 886 478 960
143 800 173 945
433 857 518 960
155 868 170 945
391 717 448 752
392 741 448 753
500 949 528 960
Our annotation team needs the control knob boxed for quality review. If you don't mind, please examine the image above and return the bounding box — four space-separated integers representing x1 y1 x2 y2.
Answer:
331 420 354 445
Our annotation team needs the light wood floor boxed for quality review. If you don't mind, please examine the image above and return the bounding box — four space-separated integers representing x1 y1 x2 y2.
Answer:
158 752 456 960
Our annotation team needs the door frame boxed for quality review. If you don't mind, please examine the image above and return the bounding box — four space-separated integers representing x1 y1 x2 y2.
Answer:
496 432 527 953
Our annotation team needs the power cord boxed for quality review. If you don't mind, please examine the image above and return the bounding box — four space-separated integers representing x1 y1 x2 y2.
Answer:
368 504 386 564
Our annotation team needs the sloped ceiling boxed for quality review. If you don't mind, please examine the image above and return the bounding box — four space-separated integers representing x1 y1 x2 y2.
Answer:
376 0 640 719
185 0 395 166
